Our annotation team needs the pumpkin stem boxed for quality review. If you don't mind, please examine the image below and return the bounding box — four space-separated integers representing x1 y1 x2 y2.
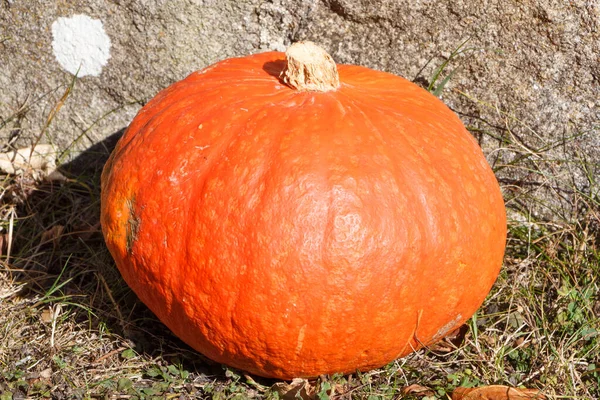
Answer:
281 41 340 92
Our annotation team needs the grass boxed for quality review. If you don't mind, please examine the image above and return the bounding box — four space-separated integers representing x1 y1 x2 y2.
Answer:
1 64 599 399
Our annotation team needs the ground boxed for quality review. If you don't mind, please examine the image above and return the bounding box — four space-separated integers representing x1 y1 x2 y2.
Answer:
0 74 599 399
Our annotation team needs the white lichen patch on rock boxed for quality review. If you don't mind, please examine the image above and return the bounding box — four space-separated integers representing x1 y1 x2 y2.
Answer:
51 14 111 77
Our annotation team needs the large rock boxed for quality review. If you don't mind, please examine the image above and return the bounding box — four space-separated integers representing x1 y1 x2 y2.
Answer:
1 0 598 217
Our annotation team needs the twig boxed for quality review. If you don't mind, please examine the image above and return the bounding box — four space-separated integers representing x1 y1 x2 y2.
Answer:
96 272 127 334
50 304 62 348
93 347 126 364
5 206 15 266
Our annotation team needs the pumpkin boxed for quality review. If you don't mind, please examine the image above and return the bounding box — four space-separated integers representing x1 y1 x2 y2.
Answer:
101 42 506 379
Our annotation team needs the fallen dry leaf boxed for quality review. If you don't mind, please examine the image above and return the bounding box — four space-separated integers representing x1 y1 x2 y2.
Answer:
41 308 54 324
0 281 25 300
0 144 58 176
40 225 65 247
39 368 53 380
430 324 469 353
403 383 435 397
271 378 317 400
478 334 497 347
452 385 546 400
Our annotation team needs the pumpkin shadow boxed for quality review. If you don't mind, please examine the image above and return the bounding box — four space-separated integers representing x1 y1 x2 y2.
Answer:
263 59 286 80
7 128 276 383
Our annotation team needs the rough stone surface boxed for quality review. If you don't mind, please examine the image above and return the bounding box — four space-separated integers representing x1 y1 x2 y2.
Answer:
1 0 598 218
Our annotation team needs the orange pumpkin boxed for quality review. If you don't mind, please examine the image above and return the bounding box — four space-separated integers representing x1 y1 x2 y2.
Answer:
101 42 506 379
